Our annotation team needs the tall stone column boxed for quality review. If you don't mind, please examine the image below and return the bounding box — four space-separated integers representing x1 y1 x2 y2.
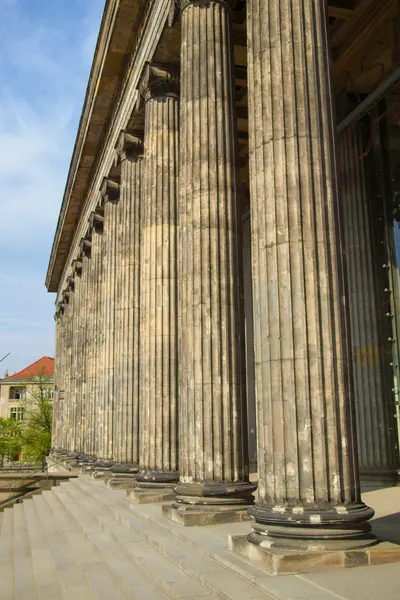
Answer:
240 0 374 549
100 179 120 460
87 212 104 460
79 238 92 461
70 260 82 454
338 124 398 488
52 308 63 452
61 290 73 453
133 64 180 496
169 0 255 524
113 132 143 469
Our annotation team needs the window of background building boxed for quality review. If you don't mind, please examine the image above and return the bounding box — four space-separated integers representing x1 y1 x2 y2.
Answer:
9 387 27 400
9 407 25 422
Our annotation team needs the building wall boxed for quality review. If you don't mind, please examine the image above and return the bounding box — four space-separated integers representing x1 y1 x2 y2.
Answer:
0 381 54 420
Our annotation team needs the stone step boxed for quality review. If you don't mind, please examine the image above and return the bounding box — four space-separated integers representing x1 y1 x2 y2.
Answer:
32 494 98 600
40 490 131 600
72 478 353 600
13 502 39 600
0 507 15 600
64 477 272 600
23 498 65 600
48 486 169 600
72 478 265 584
53 484 214 600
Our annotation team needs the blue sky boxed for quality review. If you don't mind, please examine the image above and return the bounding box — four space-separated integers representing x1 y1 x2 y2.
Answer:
0 0 105 376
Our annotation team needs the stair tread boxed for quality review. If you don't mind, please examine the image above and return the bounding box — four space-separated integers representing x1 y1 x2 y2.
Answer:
50 487 170 600
66 477 273 600
40 490 131 600
54 484 214 600
76 477 268 583
33 494 98 600
0 507 14 600
23 498 65 599
13 502 39 599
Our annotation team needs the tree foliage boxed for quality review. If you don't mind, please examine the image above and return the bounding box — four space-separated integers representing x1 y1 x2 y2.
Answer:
19 371 53 469
0 418 22 466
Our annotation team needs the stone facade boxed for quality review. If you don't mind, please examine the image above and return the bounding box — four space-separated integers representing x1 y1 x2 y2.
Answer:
47 0 400 560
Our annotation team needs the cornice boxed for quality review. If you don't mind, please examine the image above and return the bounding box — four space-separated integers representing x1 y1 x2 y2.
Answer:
52 0 172 304
46 0 152 293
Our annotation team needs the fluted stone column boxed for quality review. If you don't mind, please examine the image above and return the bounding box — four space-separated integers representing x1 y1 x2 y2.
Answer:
241 0 374 549
65 282 75 453
85 234 95 458
52 308 63 451
112 132 143 471
338 124 398 488
100 179 120 460
74 258 85 456
61 290 73 452
133 64 180 495
70 261 82 454
87 212 104 460
170 0 255 522
79 238 92 461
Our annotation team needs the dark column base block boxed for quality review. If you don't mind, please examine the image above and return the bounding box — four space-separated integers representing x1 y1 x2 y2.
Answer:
248 501 376 550
162 503 251 527
174 481 257 506
135 471 179 488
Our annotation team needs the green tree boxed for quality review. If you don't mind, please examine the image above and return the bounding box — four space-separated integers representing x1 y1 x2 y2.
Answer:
0 418 22 466
19 371 53 469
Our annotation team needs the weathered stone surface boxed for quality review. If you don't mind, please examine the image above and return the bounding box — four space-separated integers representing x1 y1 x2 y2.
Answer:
245 0 373 544
175 0 253 510
113 132 143 466
338 123 398 488
162 504 251 527
229 535 400 576
137 64 180 485
99 179 120 460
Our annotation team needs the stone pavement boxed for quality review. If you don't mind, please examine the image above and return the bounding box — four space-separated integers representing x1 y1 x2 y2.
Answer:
0 475 399 599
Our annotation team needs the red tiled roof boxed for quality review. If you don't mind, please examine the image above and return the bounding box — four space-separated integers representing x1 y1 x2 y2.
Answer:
0 357 55 382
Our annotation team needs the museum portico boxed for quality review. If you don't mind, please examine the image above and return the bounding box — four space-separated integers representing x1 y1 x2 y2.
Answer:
47 0 400 566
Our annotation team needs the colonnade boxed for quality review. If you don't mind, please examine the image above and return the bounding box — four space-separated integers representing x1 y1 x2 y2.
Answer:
51 0 398 547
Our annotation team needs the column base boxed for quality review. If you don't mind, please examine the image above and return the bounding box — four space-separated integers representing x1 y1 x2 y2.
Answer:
229 534 400 575
360 468 400 492
127 483 176 504
248 500 375 551
106 476 136 490
135 470 179 487
164 481 257 526
162 502 251 527
174 480 257 505
90 460 115 480
106 464 138 490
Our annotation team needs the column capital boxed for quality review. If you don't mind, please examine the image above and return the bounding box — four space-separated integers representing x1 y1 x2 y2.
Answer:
88 210 104 234
178 0 236 15
100 177 120 205
139 63 179 103
79 237 92 258
72 259 82 278
115 131 143 164
67 276 75 292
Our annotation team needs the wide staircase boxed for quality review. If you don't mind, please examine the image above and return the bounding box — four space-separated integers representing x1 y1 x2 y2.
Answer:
0 475 277 600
